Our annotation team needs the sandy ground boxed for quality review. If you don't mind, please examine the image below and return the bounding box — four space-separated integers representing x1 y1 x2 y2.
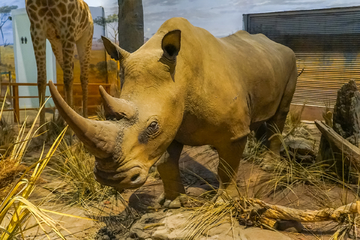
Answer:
3 121 358 239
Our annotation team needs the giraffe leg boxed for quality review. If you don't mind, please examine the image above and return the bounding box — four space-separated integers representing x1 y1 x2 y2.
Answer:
76 25 93 118
50 39 64 70
30 27 47 127
61 40 75 109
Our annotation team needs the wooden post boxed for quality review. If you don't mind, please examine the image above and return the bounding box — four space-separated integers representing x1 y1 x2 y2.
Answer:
12 84 19 123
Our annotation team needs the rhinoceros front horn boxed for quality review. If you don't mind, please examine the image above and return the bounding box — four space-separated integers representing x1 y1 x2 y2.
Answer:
99 86 136 120
49 81 117 159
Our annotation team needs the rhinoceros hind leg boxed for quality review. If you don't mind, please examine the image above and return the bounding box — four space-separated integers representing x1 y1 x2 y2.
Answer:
216 137 247 200
261 67 297 170
255 122 268 146
157 141 186 208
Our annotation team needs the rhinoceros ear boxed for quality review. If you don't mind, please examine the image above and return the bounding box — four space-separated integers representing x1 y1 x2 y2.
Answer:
101 36 130 61
161 30 181 80
161 30 181 62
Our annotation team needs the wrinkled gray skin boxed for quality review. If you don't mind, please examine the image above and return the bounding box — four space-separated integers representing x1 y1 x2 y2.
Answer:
50 17 297 208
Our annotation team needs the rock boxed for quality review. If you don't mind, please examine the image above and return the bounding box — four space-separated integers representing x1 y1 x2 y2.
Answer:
239 227 291 240
128 208 291 240
283 136 315 156
129 211 167 239
152 227 169 239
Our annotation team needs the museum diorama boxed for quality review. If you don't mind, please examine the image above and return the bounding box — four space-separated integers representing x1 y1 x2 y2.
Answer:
1 0 360 239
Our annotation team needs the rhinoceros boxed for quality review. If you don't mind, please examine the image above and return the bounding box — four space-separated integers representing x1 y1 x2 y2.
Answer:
49 17 297 208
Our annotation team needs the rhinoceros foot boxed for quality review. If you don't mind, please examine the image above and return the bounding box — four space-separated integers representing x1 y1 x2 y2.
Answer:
158 193 187 209
211 188 240 204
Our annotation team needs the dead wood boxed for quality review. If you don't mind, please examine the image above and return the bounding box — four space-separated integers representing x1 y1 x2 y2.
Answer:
315 120 360 170
247 198 360 223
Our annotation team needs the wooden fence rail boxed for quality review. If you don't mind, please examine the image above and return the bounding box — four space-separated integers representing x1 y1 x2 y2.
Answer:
1 82 111 123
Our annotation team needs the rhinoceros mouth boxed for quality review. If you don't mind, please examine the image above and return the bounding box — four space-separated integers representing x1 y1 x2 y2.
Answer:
94 167 133 181
93 166 146 188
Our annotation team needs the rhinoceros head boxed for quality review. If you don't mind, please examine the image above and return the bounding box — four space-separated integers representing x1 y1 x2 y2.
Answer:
49 30 183 191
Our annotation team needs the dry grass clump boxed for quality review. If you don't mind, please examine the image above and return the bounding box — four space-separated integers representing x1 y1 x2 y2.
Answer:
0 128 68 239
45 109 68 143
0 158 27 201
0 101 69 239
0 89 15 148
0 89 27 200
51 141 117 205
96 104 106 121
268 132 331 184
264 105 355 198
0 118 16 149
244 104 328 190
243 132 266 163
47 100 120 205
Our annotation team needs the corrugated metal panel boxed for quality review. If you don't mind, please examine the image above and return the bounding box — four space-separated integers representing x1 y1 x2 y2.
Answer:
244 7 360 107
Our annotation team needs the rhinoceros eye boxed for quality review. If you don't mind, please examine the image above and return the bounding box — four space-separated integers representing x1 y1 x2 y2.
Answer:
147 121 159 135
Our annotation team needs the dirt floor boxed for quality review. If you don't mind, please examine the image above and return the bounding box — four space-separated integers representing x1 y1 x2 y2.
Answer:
3 121 360 239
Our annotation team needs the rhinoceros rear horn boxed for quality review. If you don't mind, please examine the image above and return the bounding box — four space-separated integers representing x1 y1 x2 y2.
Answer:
49 81 115 158
101 36 130 61
99 86 136 120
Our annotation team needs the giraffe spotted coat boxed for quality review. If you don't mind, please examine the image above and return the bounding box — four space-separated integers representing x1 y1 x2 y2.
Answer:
26 0 93 124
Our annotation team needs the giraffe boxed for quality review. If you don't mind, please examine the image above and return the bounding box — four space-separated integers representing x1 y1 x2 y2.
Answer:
25 0 94 126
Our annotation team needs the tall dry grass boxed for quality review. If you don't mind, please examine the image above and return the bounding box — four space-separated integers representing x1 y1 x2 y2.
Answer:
0 99 69 239
51 141 117 205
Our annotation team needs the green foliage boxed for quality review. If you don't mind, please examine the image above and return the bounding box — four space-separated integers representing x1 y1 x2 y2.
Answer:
0 5 17 14
0 5 18 45
93 14 118 27
94 14 119 43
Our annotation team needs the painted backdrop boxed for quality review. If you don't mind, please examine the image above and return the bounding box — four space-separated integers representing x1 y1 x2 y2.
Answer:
0 0 360 110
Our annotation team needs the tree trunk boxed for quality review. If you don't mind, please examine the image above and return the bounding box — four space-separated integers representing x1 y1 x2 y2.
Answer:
333 80 360 146
317 80 360 181
118 0 144 53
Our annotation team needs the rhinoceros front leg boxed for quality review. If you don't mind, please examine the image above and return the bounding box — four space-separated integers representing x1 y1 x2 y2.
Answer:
215 137 247 201
157 140 186 208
